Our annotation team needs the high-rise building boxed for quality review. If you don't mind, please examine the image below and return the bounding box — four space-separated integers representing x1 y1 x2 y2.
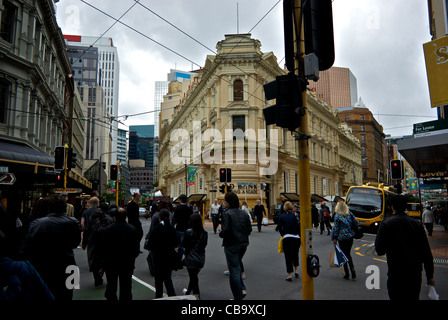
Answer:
129 125 154 169
308 66 358 109
64 35 120 164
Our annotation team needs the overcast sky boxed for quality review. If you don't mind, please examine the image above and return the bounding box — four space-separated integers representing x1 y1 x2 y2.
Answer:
55 0 438 137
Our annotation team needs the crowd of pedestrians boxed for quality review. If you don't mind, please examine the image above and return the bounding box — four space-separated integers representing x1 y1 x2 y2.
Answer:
0 188 441 301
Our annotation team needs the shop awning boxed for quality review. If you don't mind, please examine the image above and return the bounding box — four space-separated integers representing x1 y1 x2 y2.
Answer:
281 193 327 203
397 133 448 173
187 194 207 203
0 140 53 168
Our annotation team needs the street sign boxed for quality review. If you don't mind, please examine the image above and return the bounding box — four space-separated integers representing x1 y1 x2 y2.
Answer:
0 173 16 185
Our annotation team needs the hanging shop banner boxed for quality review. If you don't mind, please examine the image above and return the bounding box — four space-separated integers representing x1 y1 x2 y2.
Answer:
187 166 198 187
423 35 448 108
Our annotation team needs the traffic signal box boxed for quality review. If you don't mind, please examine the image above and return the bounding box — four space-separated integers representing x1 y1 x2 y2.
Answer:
219 168 231 183
67 148 77 172
54 146 66 170
110 164 118 181
390 159 403 180
263 73 305 132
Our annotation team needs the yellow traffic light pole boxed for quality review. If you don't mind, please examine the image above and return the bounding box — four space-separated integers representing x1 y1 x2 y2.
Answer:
294 0 314 300
64 144 69 192
116 162 119 205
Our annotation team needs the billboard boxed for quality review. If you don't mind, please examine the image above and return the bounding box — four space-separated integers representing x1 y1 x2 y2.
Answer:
423 35 448 108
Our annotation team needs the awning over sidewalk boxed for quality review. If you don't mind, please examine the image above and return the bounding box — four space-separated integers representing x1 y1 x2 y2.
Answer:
0 140 53 167
397 133 448 173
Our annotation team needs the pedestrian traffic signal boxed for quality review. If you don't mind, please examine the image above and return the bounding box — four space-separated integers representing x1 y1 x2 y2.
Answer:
219 184 226 194
390 160 403 180
219 168 232 183
54 146 66 170
67 148 77 171
110 164 118 181
263 73 306 132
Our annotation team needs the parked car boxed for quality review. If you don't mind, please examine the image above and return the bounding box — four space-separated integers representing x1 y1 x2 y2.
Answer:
139 207 148 219
273 204 283 224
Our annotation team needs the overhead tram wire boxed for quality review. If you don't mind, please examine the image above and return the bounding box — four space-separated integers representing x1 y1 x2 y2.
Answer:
79 0 282 121
73 0 141 65
112 1 282 121
79 0 202 69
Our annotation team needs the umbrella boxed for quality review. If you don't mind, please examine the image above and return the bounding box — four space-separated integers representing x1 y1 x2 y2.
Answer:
334 245 349 267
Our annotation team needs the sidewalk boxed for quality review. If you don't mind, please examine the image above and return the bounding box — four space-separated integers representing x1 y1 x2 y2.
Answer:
428 224 448 264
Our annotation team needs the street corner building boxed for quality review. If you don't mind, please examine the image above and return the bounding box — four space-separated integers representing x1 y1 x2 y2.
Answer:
0 0 92 213
157 34 363 214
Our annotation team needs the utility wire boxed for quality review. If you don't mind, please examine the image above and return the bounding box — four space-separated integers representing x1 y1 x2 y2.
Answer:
74 0 141 64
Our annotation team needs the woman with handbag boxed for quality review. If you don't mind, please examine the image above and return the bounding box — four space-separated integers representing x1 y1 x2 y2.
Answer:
182 213 208 298
146 209 178 298
276 201 301 282
330 201 359 280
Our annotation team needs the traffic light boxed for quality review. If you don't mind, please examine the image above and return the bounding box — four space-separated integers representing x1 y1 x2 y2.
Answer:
67 148 77 171
54 146 66 170
390 160 403 180
110 164 118 181
263 73 306 132
219 168 232 183
303 0 335 71
219 184 226 194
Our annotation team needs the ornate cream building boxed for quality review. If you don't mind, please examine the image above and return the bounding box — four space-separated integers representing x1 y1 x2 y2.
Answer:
158 34 362 214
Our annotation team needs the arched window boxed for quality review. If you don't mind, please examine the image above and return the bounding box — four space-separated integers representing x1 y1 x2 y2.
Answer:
233 79 243 101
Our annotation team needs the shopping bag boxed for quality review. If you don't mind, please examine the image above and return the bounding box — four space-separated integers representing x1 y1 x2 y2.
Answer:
428 285 440 300
278 237 284 254
262 217 269 226
329 249 338 268
334 245 349 267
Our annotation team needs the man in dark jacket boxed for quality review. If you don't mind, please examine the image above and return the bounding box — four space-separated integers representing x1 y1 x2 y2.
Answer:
126 193 143 249
103 207 139 301
173 194 193 259
219 192 252 300
375 195 435 300
21 194 81 300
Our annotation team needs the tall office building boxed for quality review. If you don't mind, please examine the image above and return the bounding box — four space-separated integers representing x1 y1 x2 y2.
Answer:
308 66 358 109
129 125 155 169
64 35 120 163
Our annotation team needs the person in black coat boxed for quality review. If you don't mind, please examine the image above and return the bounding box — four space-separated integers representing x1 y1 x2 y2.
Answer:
276 201 301 282
126 193 143 249
173 194 193 259
102 207 140 301
182 213 208 298
147 209 179 298
20 194 81 300
375 195 435 300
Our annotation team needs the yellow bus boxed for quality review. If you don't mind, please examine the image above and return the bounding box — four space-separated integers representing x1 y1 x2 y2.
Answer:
345 183 397 232
406 202 422 220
